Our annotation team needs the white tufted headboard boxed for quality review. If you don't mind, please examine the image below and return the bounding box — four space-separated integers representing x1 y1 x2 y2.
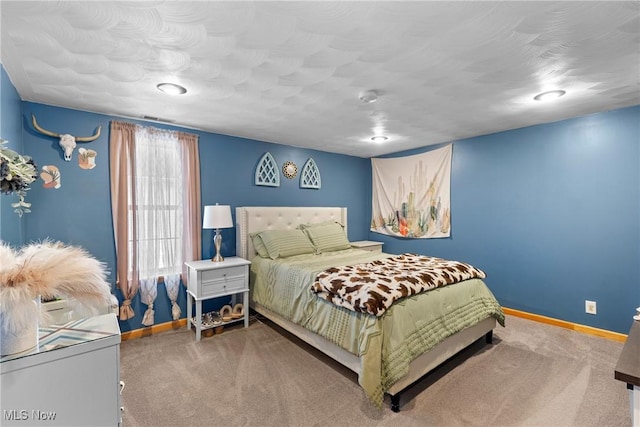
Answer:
236 206 347 260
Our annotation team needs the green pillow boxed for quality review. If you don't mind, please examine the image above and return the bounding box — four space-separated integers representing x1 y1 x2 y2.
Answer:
249 232 269 258
301 221 351 253
258 229 315 259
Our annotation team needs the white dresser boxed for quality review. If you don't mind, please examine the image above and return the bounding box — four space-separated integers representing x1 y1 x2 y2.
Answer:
40 295 119 325
1 314 122 426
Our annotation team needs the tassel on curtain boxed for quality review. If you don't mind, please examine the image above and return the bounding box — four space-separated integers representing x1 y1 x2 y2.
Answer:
164 273 181 320
140 277 158 326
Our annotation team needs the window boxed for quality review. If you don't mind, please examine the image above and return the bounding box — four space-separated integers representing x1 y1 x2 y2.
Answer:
110 121 201 321
129 127 183 280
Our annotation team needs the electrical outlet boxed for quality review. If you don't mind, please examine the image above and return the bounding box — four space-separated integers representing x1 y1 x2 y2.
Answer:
585 300 597 315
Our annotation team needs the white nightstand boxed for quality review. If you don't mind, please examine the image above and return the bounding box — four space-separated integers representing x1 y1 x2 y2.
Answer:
184 257 251 341
351 240 384 253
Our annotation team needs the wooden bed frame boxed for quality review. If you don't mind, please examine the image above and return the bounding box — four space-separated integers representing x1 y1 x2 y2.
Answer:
236 206 496 411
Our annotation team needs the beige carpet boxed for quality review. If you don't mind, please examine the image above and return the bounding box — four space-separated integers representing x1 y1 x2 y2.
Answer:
119 314 631 427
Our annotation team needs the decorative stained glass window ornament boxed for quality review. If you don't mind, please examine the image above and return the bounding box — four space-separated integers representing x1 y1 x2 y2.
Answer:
255 152 280 187
300 158 321 189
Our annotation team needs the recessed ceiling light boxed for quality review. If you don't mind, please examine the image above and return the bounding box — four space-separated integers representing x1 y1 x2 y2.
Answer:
360 90 378 103
533 90 566 101
157 83 187 95
371 135 388 142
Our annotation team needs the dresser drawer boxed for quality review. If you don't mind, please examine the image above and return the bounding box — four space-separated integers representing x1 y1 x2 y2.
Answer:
198 266 247 297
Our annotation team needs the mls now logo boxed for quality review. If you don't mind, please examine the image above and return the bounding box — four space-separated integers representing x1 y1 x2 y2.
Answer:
3 409 57 421
4 410 28 420
32 410 57 420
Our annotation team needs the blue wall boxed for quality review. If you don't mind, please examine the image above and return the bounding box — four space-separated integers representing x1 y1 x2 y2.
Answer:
0 65 25 245
369 106 640 334
19 102 370 333
4 64 639 334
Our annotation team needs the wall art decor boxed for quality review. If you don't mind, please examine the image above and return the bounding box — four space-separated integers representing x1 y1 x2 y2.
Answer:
282 161 297 179
31 114 101 162
300 158 321 189
371 144 451 238
78 148 97 169
40 165 61 189
255 152 280 187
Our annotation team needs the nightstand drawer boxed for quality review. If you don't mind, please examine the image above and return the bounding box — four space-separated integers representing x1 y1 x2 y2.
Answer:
351 240 384 253
199 267 246 296
201 266 245 282
201 275 246 296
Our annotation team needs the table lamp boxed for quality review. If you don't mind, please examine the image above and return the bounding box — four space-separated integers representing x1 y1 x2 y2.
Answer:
203 204 233 262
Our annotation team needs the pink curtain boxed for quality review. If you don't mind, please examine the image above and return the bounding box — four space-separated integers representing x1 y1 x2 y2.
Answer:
109 121 139 320
178 131 202 284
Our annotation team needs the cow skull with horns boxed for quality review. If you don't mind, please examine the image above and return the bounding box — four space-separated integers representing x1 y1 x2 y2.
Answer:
31 115 101 161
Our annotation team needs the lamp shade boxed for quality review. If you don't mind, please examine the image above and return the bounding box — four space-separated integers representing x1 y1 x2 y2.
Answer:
203 204 233 229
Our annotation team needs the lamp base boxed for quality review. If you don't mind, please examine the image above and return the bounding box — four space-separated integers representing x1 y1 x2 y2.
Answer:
212 229 224 262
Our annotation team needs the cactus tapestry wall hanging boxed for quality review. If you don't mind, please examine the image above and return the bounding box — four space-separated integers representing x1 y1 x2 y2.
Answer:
371 144 451 238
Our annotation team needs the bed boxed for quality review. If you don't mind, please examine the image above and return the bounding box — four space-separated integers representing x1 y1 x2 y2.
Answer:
236 206 504 411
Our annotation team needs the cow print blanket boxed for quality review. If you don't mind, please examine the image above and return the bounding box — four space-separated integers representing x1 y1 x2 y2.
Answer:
311 253 486 317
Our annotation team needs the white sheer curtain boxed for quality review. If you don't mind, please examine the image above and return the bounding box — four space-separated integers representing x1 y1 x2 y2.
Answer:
133 127 182 325
134 127 183 281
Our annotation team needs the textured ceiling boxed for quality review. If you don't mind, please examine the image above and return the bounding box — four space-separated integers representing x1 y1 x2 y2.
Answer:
1 1 639 157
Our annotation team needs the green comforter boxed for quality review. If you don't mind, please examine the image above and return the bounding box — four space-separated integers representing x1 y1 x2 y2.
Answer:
250 249 505 407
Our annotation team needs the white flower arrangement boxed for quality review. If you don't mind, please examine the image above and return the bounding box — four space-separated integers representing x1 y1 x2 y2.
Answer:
0 139 38 216
0 240 112 333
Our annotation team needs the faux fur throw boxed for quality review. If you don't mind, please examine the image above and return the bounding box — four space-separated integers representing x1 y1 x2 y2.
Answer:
311 253 486 317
